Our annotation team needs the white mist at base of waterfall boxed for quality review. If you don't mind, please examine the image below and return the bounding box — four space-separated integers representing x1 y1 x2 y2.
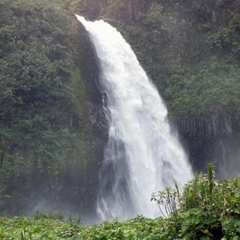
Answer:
76 15 194 222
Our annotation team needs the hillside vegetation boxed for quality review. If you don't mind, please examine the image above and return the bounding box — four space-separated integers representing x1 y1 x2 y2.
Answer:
119 0 240 117
0 0 100 217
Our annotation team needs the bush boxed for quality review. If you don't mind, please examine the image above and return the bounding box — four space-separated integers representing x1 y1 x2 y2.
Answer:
152 164 240 239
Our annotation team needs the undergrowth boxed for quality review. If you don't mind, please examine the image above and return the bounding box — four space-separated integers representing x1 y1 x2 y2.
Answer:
0 164 240 239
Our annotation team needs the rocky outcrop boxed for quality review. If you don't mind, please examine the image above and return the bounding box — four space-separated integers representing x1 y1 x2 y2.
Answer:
176 105 239 138
174 106 240 178
77 19 108 139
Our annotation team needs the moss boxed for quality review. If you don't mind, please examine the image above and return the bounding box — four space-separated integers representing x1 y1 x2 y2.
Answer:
71 68 88 124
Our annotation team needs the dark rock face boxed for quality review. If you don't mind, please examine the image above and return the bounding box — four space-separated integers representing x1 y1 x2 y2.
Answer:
176 106 238 138
77 23 109 222
78 20 108 139
175 106 240 178
78 25 102 105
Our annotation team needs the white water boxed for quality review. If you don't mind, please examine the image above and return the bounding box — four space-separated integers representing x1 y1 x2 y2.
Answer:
76 15 194 222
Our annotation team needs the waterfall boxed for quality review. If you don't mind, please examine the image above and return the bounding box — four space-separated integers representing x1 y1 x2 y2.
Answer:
76 15 194 222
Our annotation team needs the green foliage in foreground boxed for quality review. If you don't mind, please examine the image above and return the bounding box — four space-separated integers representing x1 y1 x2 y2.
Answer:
1 166 240 239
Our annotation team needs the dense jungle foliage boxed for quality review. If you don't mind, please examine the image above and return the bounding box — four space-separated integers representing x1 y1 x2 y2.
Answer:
1 166 240 239
0 0 239 224
119 0 240 117
0 0 101 217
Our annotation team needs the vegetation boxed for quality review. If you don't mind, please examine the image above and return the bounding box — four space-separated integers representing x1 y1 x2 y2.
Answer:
0 165 240 239
120 0 240 117
0 0 100 217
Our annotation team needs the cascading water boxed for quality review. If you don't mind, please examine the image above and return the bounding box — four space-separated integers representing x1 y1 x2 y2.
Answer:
76 15 194 222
